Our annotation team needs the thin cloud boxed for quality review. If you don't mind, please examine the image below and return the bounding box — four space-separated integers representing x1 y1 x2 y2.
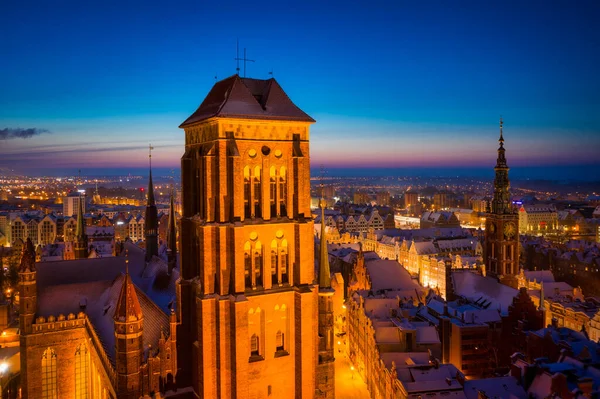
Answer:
0 128 51 140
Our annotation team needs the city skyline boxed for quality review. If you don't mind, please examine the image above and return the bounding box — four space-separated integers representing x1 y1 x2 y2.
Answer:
1 0 599 179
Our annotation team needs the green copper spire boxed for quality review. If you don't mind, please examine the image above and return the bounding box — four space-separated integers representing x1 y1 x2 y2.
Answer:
318 198 331 289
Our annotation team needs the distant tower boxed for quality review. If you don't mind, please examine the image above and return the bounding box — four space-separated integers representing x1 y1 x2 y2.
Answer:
145 145 158 262
74 197 88 259
167 189 177 274
484 118 520 288
18 238 37 397
316 197 335 399
93 179 101 204
114 252 144 399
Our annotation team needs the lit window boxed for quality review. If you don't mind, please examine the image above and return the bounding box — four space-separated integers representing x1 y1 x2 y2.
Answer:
250 334 259 356
75 344 89 399
276 330 284 351
42 348 58 399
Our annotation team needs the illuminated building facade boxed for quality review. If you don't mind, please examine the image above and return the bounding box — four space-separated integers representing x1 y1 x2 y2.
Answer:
484 118 520 288
63 194 86 217
177 75 320 398
353 191 370 205
518 204 557 234
404 191 418 209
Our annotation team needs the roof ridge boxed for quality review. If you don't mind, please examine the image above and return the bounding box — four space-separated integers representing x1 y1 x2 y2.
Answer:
215 75 241 117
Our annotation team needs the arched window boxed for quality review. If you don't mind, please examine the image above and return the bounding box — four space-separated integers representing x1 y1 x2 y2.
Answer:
244 241 252 289
276 330 284 352
243 166 251 218
253 166 262 218
281 239 289 284
254 242 263 287
271 240 278 286
250 334 259 357
42 348 58 399
269 166 277 216
75 344 89 399
279 167 287 216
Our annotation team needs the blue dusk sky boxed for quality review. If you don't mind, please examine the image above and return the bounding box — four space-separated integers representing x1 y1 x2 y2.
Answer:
0 0 599 179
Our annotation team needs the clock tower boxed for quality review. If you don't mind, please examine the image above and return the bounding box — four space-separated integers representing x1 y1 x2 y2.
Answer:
484 118 520 288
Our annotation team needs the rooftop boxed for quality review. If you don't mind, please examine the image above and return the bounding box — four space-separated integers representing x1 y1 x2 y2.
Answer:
180 75 315 127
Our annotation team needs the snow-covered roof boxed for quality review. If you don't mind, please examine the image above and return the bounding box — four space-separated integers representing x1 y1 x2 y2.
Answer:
463 376 527 399
452 270 518 315
411 241 437 255
365 259 422 292
523 270 555 283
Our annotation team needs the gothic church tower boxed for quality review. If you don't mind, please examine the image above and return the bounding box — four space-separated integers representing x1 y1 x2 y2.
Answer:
145 150 159 262
177 75 318 398
74 197 88 259
484 118 520 288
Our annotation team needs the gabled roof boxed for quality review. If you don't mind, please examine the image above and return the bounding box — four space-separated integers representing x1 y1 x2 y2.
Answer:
180 75 315 127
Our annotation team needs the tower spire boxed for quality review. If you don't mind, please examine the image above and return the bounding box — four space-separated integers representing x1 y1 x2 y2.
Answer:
499 116 504 146
319 196 331 289
145 144 158 262
147 144 155 206
167 186 177 274
75 196 85 238
491 117 511 214
539 281 545 311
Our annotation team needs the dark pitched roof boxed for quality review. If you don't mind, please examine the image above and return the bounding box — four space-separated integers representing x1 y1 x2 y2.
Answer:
37 275 169 365
114 272 143 322
179 75 315 127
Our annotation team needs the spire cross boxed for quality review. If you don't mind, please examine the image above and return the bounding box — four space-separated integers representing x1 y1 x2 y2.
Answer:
234 45 255 78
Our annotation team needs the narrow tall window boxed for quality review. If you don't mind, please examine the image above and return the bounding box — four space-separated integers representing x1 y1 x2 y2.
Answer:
276 330 284 351
253 166 262 218
281 239 289 284
254 242 263 287
42 348 58 399
250 334 259 356
279 167 287 216
244 242 252 289
271 240 278 286
270 166 277 216
75 344 89 399
244 166 251 218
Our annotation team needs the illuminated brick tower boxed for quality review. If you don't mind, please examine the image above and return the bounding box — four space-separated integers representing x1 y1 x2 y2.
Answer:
177 75 318 398
73 197 88 259
145 147 159 262
316 198 335 398
485 118 520 288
